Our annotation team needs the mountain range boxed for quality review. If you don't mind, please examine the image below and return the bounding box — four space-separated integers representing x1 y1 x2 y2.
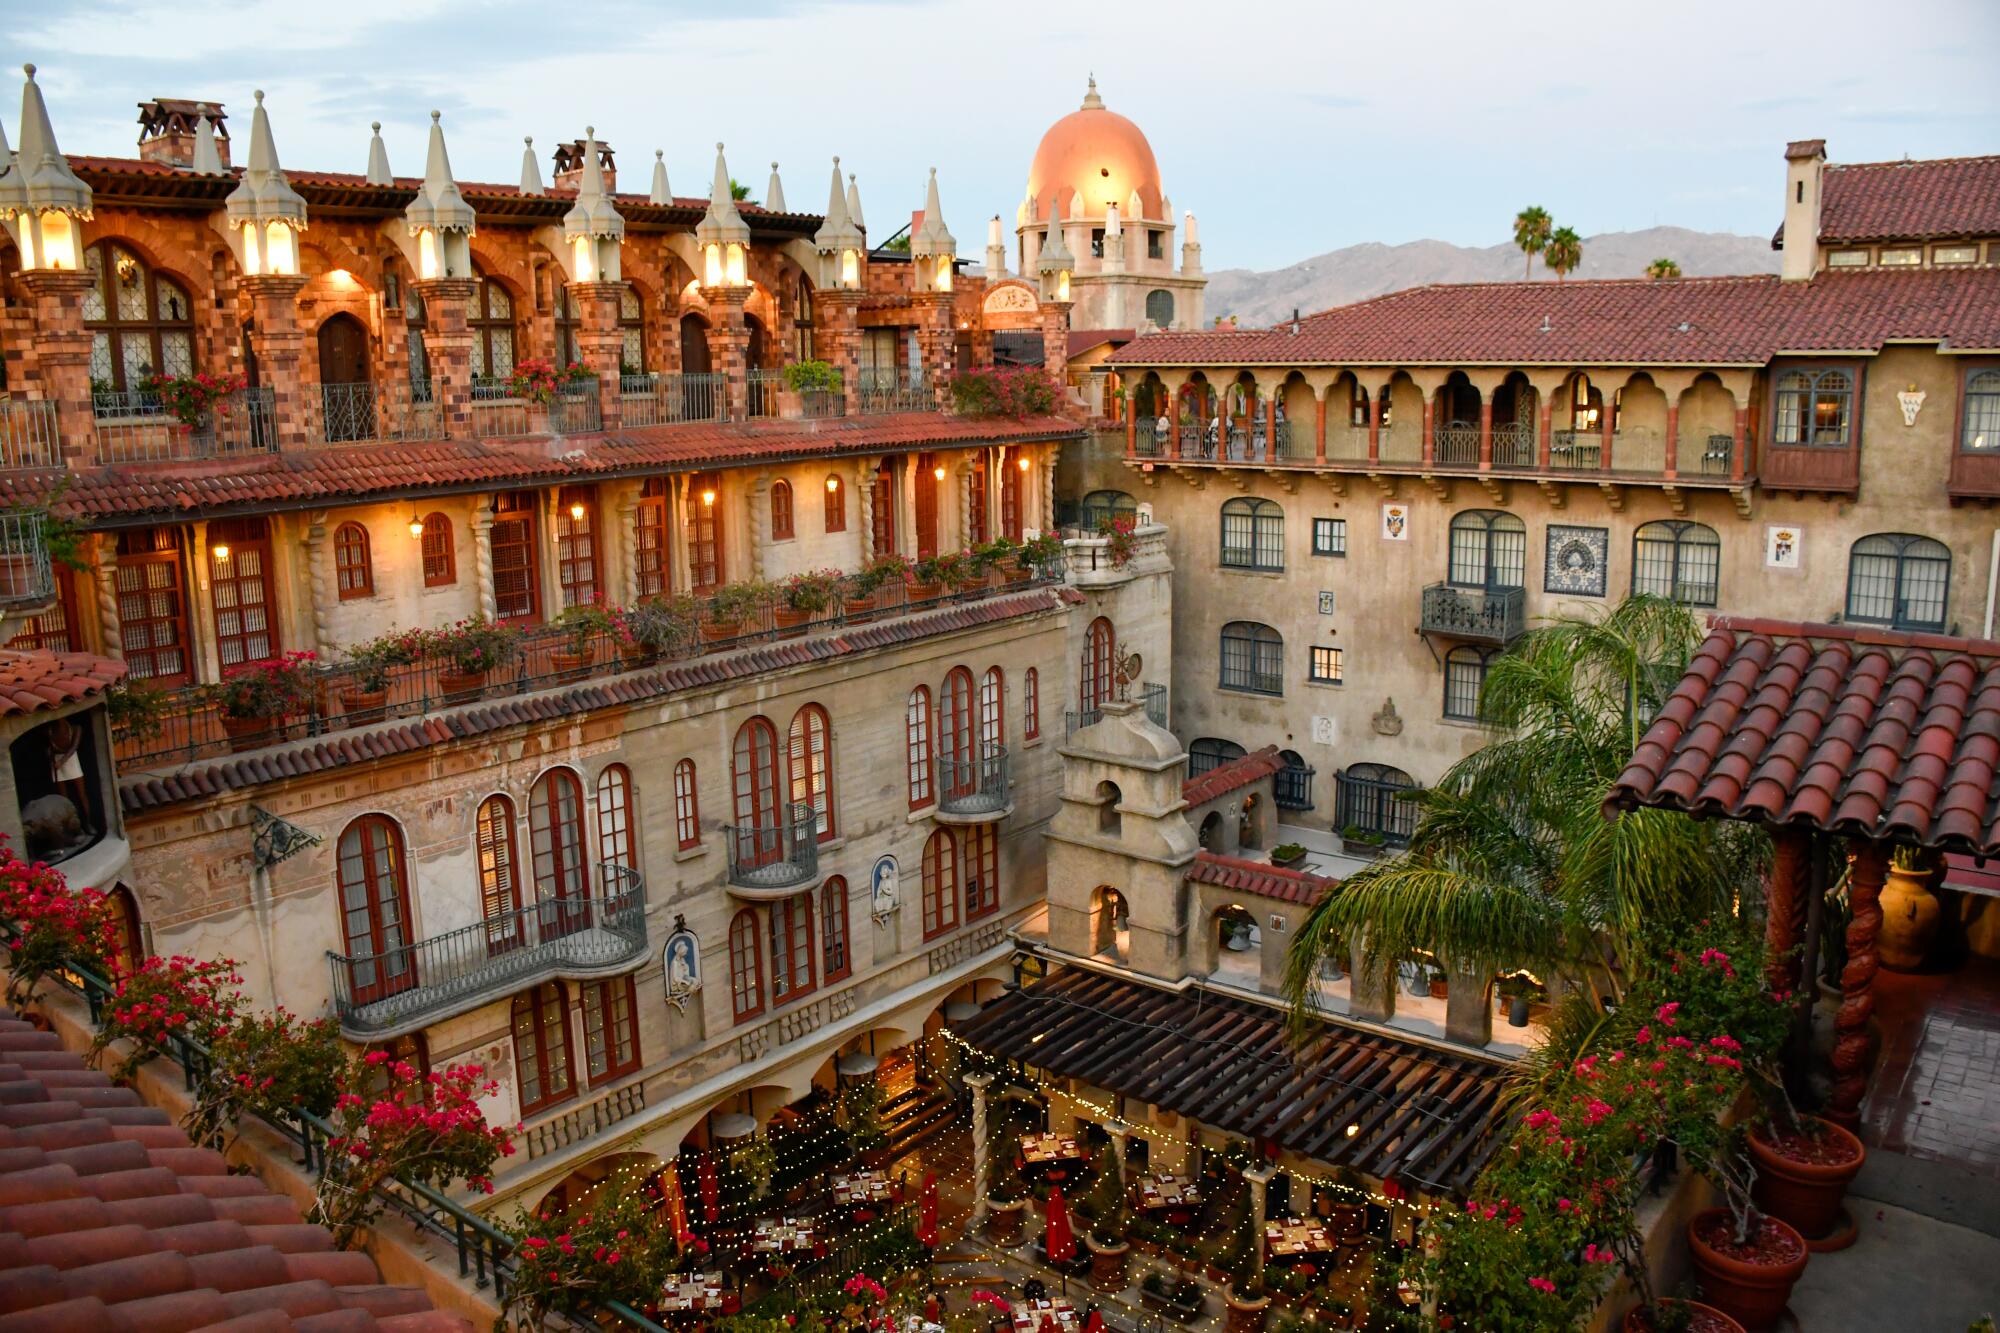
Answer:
1204 226 1782 328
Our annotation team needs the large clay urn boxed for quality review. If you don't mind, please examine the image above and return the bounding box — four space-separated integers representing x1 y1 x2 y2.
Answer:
1877 859 1940 971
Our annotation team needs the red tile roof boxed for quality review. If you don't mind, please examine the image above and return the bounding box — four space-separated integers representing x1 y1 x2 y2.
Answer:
1815 155 2000 244
121 587 1074 814
1185 851 1336 907
1606 617 2000 856
1067 329 1135 359
0 415 1082 524
0 651 127 718
1107 266 2000 368
0 1008 470 1332
1182 745 1285 807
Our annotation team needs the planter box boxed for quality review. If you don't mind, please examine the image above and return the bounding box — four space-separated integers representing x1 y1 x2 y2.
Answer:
1339 836 1385 859
1140 1289 1205 1324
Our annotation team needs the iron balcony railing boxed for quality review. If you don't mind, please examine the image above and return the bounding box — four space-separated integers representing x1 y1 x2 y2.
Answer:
620 371 726 425
724 801 820 893
0 511 54 606
92 387 276 464
799 378 846 419
327 862 646 1038
746 368 783 418
856 367 931 415
1433 425 1480 468
313 382 445 445
0 399 59 470
552 381 602 434
936 742 1009 818
1420 581 1526 643
1064 681 1167 740
1493 423 1535 468
1549 429 1605 471
1132 421 1164 457
1274 760 1315 811
1336 770 1420 846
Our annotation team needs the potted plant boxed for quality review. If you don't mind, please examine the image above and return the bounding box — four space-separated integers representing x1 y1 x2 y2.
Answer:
428 617 521 704
1747 1112 1866 1249
1017 532 1064 579
1426 965 1450 1000
1223 1253 1270 1333
1096 515 1138 567
974 536 1024 586
1495 973 1544 1029
615 595 697 664
141 369 245 430
782 359 842 415
204 651 317 751
1269 842 1308 869
552 602 616 679
703 580 769 643
851 553 909 614
504 357 591 406
775 569 842 637
104 677 169 744
1338 824 1388 859
908 552 956 602
340 629 424 725
1623 1298 1747 1333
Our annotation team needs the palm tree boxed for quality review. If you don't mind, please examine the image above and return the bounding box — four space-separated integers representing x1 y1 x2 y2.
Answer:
729 178 754 203
1646 257 1682 280
1512 206 1552 279
1281 596 1765 1035
1544 226 1584 282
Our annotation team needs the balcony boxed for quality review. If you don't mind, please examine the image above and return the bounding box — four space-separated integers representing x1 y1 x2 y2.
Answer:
1762 440 1857 493
92 388 276 464
465 381 601 437
1419 582 1525 644
724 802 820 896
1949 444 2000 503
311 382 442 445
0 400 60 470
1063 522 1167 589
935 742 1010 822
620 371 726 426
0 512 54 609
327 863 646 1039
857 368 932 415
1064 681 1168 739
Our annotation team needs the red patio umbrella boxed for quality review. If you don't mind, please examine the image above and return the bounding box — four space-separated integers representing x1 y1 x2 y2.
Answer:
660 1165 693 1244
917 1172 939 1247
1045 1185 1076 1265
698 1155 720 1223
1084 1311 1104 1333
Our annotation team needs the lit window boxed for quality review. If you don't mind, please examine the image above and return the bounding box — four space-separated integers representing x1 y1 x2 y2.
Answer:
1310 646 1344 684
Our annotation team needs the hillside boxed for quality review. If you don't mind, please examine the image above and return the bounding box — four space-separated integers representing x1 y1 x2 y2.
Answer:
1205 226 1780 327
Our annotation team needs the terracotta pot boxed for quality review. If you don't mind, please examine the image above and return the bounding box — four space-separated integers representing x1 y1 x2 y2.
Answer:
1622 1299 1745 1333
1003 558 1033 585
1749 1116 1865 1244
219 713 279 752
1225 1291 1270 1333
436 669 488 705
1878 862 1940 971
550 647 594 681
773 606 813 639
1428 978 1450 1000
842 593 876 623
700 619 743 644
987 1200 1026 1246
338 686 388 727
1086 1236 1129 1290
907 580 944 603
1685 1208 1808 1332
0 552 42 600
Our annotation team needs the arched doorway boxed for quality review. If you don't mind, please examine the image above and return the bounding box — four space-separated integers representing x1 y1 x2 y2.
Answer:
317 313 374 442
1090 887 1129 961
680 314 713 375
746 314 768 369
1211 903 1260 986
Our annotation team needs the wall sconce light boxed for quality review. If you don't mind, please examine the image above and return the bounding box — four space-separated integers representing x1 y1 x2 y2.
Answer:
933 466 947 482
826 476 840 493
408 516 425 539
701 488 717 507
1017 456 1031 472
569 500 587 522
211 543 231 563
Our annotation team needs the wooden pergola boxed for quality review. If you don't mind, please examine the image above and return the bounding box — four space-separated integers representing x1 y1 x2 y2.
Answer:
1606 616 2000 1124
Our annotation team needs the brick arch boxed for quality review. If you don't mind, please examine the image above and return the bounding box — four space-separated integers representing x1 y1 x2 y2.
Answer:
84 230 214 310
466 236 533 306
298 234 377 286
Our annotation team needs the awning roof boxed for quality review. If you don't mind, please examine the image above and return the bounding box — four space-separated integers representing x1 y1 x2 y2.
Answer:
956 967 1509 1198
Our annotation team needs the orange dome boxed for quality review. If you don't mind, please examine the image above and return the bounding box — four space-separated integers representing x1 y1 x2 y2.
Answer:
1025 80 1164 225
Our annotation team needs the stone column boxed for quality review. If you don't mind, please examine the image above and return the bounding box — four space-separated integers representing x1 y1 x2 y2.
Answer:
1478 399 1494 468
670 475 694 595
1767 829 1810 995
91 535 122 664
965 1071 993 1221
1598 374 1619 472
857 456 880 558
747 475 770 581
818 290 863 415
1243 1167 1273 1273
470 495 497 621
614 483 639 604
1443 965 1492 1047
414 278 477 438
1125 391 1136 458
1829 842 1888 1126
1366 380 1383 464
303 515 333 655
702 285 752 421
571 280 627 432
1313 385 1328 464
241 274 310 449
14 270 96 465
1039 300 1072 392
1347 936 1396 1023
912 291 955 406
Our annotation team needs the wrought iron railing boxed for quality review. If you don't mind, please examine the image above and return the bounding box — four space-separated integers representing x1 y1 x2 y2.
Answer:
0 511 53 605
1063 681 1166 740
936 742 1009 818
313 382 445 445
1433 426 1480 468
724 802 819 892
1492 423 1535 468
1274 760 1315 811
1419 582 1526 643
1132 421 1164 457
328 864 646 1037
746 369 783 418
1548 429 1604 471
552 381 602 434
92 387 276 464
0 398 59 470
799 380 845 419
855 367 931 415
1335 770 1420 846
620 371 726 425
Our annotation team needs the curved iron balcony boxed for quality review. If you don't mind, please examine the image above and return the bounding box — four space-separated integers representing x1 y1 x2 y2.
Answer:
1419 582 1525 645
724 802 820 897
935 743 1010 823
327 863 646 1040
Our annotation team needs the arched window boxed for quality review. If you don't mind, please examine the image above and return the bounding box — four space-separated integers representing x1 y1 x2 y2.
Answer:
1632 521 1721 606
769 894 816 1005
1444 646 1497 721
334 521 373 600
596 764 635 871
1145 289 1175 328
793 277 816 362
1846 533 1952 632
906 687 933 809
1081 618 1116 711
770 479 795 540
732 717 782 867
673 758 701 850
979 667 1005 754
688 472 724 594
823 475 846 533
939 667 974 800
1336 763 1419 845
1024 667 1041 740
820 876 851 983
1081 490 1137 529
1219 622 1284 695
1963 371 2000 453
529 769 590 932
581 976 640 1084
476 795 523 955
922 829 959 940
553 284 580 367
512 982 574 1114
1275 749 1315 811
105 885 143 979
635 478 671 597
1220 498 1284 571
729 908 764 1021
336 816 415 1005
469 276 517 384
618 285 646 372
1187 737 1246 779
83 243 195 394
1448 510 1527 589
1567 372 1603 432
1774 368 1853 447
420 513 455 587
787 705 835 841
556 486 600 610
963 823 999 920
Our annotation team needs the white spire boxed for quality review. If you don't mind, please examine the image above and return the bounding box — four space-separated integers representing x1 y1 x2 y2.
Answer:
405 111 475 237
910 167 954 258
812 155 861 253
1081 75 1104 111
696 142 750 249
223 89 306 233
987 215 1003 247
1126 188 1143 223
1104 200 1121 237
519 136 543 195
0 64 92 222
650 149 671 205
364 120 391 185
846 172 865 232
563 126 624 240
765 161 785 212
191 109 224 175
1184 210 1199 247
1038 196 1073 272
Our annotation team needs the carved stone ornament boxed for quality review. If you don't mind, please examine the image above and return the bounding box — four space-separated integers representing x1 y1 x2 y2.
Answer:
1371 697 1403 737
1896 386 1925 427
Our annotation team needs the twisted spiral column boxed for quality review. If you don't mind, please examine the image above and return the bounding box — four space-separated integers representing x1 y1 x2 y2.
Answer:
1829 841 1888 1125
304 517 333 654
92 536 123 662
1766 829 1809 995
856 458 879 558
471 497 497 622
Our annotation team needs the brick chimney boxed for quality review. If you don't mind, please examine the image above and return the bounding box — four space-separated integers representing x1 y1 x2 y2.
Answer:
1781 138 1826 282
137 99 230 169
552 139 614 194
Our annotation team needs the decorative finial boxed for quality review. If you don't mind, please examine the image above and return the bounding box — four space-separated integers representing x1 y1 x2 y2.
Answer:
656 149 663 159
525 135 533 146
22 64 34 79
586 124 595 137
372 120 381 132
254 90 265 104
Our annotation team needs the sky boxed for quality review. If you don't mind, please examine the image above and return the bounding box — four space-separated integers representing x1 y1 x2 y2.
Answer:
4 0 1997 272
